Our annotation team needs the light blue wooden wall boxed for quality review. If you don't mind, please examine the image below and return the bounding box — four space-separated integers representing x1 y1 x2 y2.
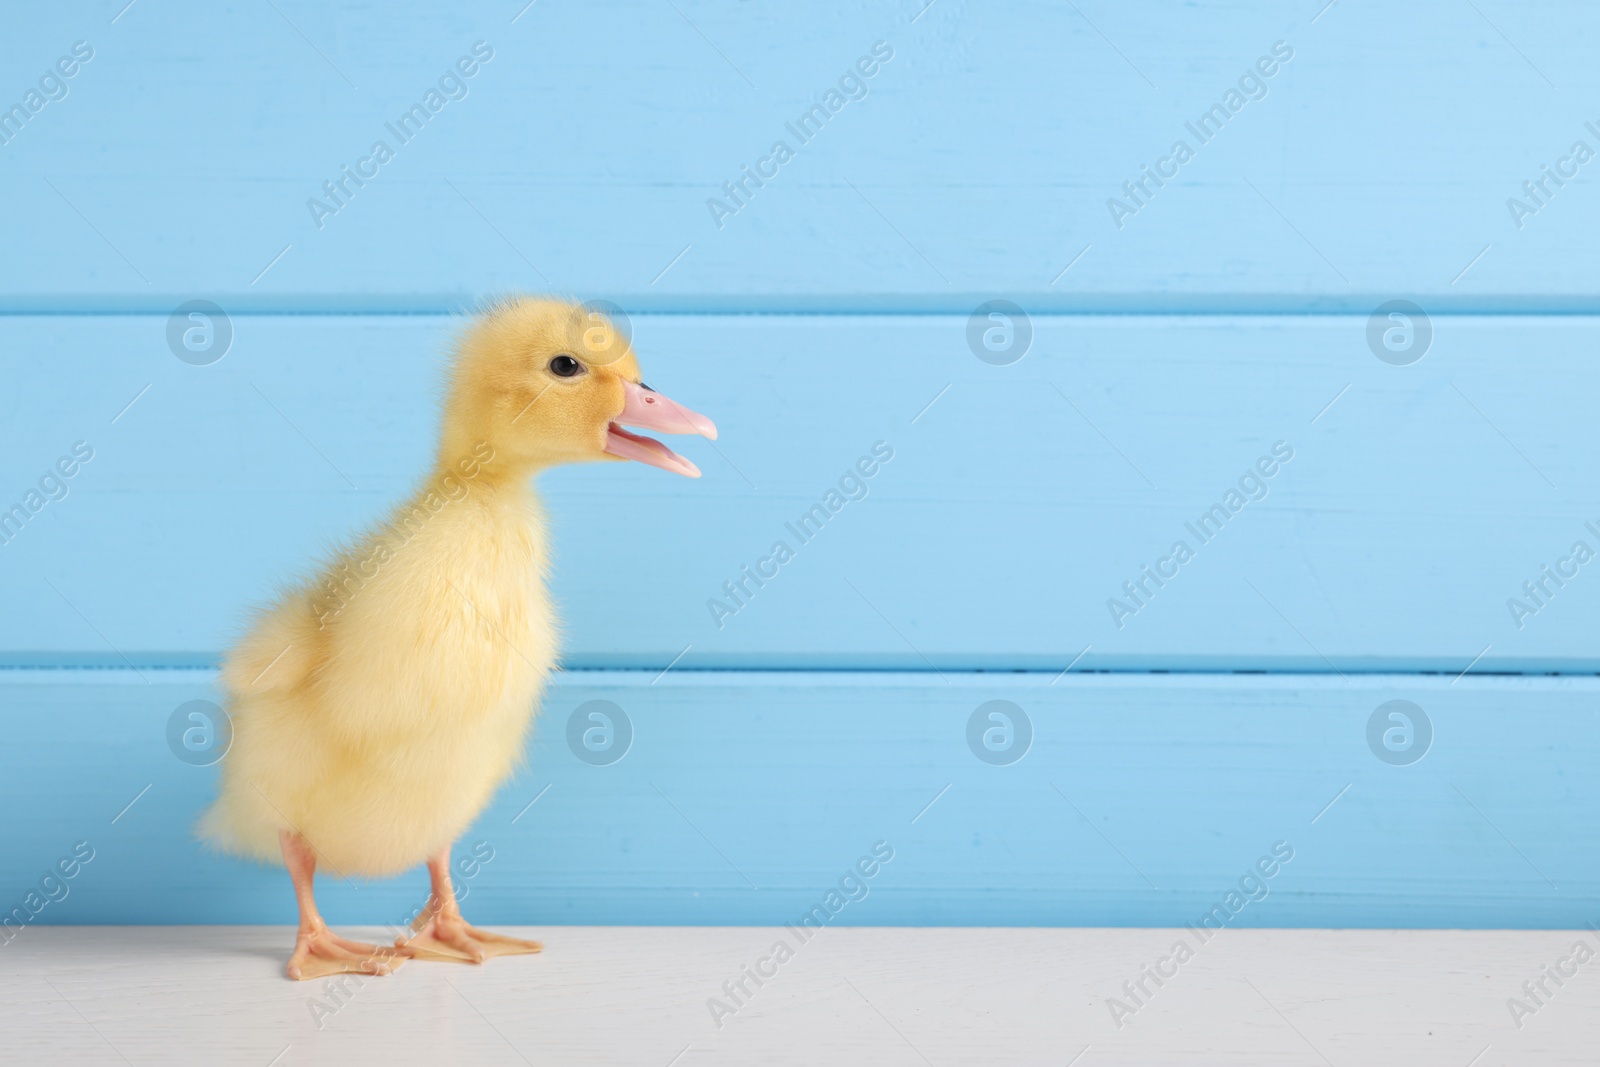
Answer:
2 0 1597 926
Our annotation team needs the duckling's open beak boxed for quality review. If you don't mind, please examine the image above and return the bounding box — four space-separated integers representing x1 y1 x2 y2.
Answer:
603 380 718 478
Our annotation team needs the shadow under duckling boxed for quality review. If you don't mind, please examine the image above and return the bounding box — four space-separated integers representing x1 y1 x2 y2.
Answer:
201 297 716 980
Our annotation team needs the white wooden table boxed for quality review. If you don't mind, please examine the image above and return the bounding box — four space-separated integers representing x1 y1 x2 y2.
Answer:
1 927 1594 1065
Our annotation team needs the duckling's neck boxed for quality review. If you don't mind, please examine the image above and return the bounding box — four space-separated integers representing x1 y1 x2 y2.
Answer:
417 448 547 565
432 438 539 497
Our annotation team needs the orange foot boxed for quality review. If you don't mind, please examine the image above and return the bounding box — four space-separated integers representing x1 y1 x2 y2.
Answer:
401 907 542 964
287 921 409 981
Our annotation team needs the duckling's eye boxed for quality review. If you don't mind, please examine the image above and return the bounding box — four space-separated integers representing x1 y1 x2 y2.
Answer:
548 354 584 378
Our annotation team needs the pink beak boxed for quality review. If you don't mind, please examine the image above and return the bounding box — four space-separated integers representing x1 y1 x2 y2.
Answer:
603 380 718 478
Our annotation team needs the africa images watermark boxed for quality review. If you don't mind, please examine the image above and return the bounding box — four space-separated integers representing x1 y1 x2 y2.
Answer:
706 841 895 1029
707 441 894 629
1506 935 1595 1030
1506 120 1600 230
707 41 895 229
1106 441 1294 629
1106 40 1294 229
309 441 495 628
0 440 95 548
1 840 96 945
307 41 495 230
1505 521 1600 630
0 40 94 148
1107 840 1295 1029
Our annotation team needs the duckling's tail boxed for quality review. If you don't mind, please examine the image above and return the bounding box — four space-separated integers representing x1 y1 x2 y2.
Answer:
218 587 322 698
197 774 286 867
200 586 325 865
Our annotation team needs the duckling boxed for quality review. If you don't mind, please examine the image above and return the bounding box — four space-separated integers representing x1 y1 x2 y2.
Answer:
201 297 716 980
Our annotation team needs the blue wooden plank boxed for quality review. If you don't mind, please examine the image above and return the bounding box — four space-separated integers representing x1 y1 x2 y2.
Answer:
1 669 1593 927
1 1 1597 306
1 313 1595 670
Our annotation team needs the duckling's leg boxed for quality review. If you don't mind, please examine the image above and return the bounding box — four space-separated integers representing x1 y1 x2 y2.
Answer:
280 830 407 981
400 843 543 964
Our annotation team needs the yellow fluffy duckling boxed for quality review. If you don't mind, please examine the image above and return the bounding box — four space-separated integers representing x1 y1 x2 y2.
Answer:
201 297 716 980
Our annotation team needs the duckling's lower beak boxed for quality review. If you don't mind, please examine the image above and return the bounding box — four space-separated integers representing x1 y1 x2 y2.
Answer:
603 380 718 478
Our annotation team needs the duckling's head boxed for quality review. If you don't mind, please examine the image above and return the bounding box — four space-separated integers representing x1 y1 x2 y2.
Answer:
442 297 717 478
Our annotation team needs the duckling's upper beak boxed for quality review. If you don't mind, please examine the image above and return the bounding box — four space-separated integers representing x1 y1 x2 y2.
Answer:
603 380 718 478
